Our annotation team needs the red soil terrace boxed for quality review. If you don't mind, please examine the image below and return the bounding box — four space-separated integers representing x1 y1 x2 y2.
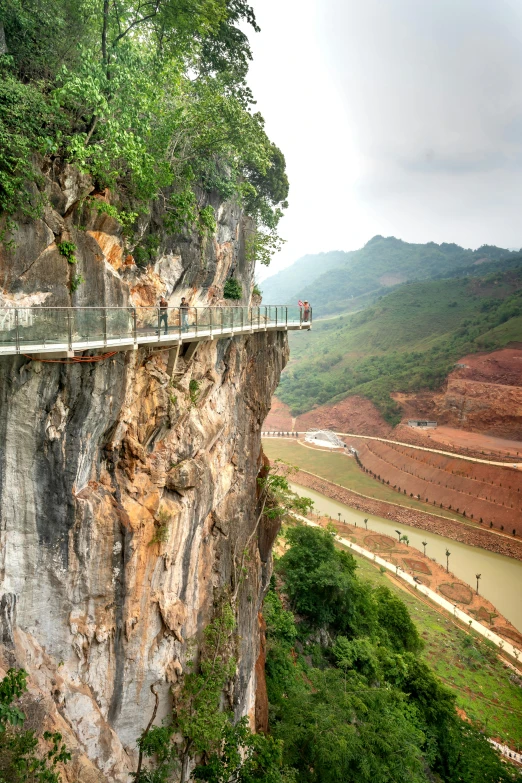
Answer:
349 438 522 536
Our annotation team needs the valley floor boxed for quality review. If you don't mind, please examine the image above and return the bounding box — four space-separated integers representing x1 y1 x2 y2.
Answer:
263 438 522 560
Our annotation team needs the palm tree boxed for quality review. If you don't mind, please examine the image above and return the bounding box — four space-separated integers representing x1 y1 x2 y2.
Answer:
395 529 401 541
338 512 341 523
445 549 451 573
364 518 368 530
476 573 481 595
422 540 428 556
400 535 409 546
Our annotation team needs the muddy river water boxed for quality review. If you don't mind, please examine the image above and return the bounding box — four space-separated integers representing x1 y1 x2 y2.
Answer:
289 483 522 632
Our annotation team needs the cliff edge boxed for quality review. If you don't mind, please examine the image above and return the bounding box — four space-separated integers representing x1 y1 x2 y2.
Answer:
0 165 288 781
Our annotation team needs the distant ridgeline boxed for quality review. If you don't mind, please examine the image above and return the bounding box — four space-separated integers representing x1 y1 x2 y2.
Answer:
261 236 521 317
277 264 522 424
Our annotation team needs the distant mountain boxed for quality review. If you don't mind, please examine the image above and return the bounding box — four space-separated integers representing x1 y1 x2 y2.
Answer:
261 236 518 316
277 264 522 424
259 251 349 305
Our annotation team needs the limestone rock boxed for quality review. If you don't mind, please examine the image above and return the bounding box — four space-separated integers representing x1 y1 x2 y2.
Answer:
165 459 200 491
0 160 288 781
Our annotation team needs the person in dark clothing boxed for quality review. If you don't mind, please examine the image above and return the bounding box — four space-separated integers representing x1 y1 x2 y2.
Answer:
159 296 169 334
180 297 189 331
303 300 310 323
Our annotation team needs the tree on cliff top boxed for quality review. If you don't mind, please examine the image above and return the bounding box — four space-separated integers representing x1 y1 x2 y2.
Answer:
0 0 288 262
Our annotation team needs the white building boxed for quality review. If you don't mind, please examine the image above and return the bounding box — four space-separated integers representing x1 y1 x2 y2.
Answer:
304 429 345 449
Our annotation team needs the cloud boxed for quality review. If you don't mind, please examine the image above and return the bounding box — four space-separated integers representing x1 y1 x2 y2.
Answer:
247 0 522 277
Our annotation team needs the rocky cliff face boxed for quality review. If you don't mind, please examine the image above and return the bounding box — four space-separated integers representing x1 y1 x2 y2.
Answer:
0 164 288 781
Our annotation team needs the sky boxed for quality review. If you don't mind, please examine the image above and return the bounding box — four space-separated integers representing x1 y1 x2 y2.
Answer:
246 0 522 279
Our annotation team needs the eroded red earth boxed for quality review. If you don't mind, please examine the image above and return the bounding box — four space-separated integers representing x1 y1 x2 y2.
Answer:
264 347 522 542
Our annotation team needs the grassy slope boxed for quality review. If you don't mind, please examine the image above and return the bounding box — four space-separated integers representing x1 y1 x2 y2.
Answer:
277 268 522 423
348 551 522 745
260 235 518 318
262 438 465 522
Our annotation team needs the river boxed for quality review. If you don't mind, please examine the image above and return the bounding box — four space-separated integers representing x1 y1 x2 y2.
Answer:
289 482 522 633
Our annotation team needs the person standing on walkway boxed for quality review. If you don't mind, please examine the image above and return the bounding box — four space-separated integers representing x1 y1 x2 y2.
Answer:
298 299 311 323
159 296 169 334
180 297 189 331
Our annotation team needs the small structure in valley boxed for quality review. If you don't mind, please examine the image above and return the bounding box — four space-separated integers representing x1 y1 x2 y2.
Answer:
408 420 437 428
304 429 345 449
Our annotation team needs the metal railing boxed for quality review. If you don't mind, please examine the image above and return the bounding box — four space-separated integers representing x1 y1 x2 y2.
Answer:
0 305 312 355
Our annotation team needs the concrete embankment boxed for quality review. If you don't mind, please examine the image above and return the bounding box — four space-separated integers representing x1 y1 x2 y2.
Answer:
292 469 522 561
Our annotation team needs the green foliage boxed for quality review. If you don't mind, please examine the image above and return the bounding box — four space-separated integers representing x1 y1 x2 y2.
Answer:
192 718 292 783
252 283 262 298
223 278 243 300
1 0 288 262
0 670 26 731
133 234 161 269
279 269 522 422
164 191 216 238
135 600 292 783
70 272 85 292
90 199 138 232
57 241 77 264
189 379 201 406
0 668 70 783
0 69 58 218
151 508 170 545
265 526 517 783
198 205 217 237
245 227 285 267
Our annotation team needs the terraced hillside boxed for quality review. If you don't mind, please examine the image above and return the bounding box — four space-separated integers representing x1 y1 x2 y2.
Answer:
351 438 522 535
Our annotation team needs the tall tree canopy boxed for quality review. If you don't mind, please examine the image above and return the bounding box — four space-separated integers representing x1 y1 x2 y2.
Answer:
0 0 288 261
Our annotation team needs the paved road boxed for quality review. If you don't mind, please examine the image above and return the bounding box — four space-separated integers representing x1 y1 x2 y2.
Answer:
262 431 521 469
292 511 522 765
293 513 521 660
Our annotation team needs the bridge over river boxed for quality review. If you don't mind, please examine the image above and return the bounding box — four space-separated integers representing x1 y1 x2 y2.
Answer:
0 304 311 359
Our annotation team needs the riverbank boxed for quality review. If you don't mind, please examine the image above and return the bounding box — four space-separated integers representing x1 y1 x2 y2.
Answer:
292 469 522 561
309 514 522 652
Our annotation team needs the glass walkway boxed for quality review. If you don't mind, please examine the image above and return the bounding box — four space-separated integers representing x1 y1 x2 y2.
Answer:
0 305 312 357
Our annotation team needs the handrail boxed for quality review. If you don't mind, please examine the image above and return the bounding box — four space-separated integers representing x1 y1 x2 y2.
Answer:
0 304 312 356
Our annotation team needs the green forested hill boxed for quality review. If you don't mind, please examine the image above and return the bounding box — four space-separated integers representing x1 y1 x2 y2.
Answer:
259 250 350 304
277 266 522 424
261 236 519 316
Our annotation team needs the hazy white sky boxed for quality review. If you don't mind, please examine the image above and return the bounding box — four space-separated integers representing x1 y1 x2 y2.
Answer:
246 0 522 279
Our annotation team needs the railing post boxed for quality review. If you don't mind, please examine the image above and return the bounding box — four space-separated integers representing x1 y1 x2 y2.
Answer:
241 307 244 331
209 307 213 338
14 309 20 354
231 307 234 332
250 306 253 332
285 306 288 329
103 309 107 347
300 306 303 329
195 307 198 336
67 309 73 353
157 308 161 341
132 307 137 345
179 307 182 341
258 306 260 330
